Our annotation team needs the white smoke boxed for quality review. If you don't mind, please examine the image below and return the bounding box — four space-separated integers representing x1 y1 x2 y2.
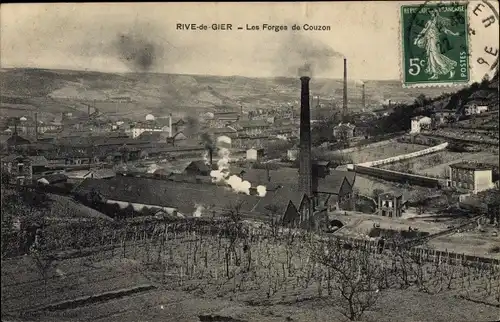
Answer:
210 147 231 183
216 135 232 147
227 175 252 195
193 204 204 217
256 185 267 197
209 147 267 197
354 79 365 86
147 163 160 174
276 134 288 141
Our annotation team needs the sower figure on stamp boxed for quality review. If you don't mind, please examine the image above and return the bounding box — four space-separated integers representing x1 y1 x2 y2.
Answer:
413 9 460 80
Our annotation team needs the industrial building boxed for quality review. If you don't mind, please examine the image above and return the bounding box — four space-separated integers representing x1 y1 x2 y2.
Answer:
448 162 495 194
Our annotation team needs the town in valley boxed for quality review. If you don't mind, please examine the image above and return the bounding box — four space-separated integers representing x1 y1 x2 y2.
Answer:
1 2 499 322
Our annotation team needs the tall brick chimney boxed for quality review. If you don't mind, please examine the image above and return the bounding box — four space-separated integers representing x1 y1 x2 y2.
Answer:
299 76 313 198
34 112 38 141
343 58 348 121
362 82 366 110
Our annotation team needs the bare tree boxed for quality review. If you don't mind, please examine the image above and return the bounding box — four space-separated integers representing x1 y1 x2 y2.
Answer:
264 204 281 237
312 239 384 321
413 189 431 215
30 228 56 297
372 189 384 202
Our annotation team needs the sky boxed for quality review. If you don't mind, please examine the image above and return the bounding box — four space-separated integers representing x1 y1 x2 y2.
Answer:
0 1 492 80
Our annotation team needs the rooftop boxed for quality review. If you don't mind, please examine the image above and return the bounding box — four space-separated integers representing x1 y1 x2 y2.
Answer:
72 176 275 215
412 116 432 121
231 166 355 195
235 120 270 129
449 162 495 171
379 192 403 200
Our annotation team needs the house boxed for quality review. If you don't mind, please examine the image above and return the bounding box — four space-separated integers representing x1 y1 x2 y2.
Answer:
168 132 188 145
128 121 171 139
314 171 355 212
232 135 270 149
6 134 31 148
231 166 356 212
246 148 265 162
333 123 356 140
448 162 495 193
207 112 240 128
171 119 187 134
136 131 171 143
37 173 68 185
465 104 488 116
72 175 263 216
266 116 276 124
410 116 432 134
1 155 48 184
432 109 455 125
184 161 211 176
251 185 328 230
287 148 299 161
234 120 270 136
66 168 116 183
206 127 239 138
377 192 405 218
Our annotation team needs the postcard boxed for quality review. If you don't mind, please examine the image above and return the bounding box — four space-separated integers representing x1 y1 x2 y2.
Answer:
1 2 499 322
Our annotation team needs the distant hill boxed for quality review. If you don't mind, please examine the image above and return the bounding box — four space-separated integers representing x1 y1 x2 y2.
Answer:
0 68 448 121
369 70 499 135
432 71 499 113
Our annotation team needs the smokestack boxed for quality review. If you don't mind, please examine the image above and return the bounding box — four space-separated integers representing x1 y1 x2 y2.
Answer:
169 113 173 138
34 112 38 141
343 58 348 121
299 76 313 198
362 82 366 110
209 148 213 166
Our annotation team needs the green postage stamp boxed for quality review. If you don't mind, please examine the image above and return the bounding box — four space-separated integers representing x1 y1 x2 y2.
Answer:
401 2 470 87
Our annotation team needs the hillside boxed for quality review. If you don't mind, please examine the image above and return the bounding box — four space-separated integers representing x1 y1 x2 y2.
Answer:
368 70 499 135
0 68 448 121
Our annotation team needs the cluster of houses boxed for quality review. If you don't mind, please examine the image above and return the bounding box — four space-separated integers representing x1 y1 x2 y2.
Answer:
410 104 490 134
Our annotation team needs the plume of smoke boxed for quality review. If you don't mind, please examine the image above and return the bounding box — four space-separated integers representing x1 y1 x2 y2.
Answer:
256 185 267 197
274 32 343 78
210 147 231 182
147 163 160 174
184 115 200 137
209 147 267 197
193 204 204 217
201 132 214 150
276 134 288 141
354 79 365 86
216 135 232 149
114 30 164 72
227 175 252 195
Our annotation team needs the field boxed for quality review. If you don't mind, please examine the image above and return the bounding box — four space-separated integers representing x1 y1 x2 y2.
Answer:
332 211 500 260
2 220 499 322
380 150 499 178
352 174 433 202
330 142 428 165
427 230 500 259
